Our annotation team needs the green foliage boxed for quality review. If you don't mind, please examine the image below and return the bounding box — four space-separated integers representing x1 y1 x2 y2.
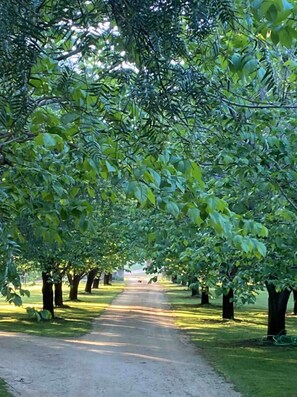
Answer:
1 0 297 324
26 307 52 322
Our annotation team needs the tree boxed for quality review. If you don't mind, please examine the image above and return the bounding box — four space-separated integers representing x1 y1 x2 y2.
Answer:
2 0 294 339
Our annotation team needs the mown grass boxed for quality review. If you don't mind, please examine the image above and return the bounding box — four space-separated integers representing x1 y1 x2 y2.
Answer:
0 281 124 338
164 282 297 397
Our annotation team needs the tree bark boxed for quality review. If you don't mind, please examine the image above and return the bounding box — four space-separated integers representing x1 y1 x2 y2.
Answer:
42 272 54 318
68 274 81 300
292 289 297 315
104 273 112 285
93 272 102 289
85 269 97 293
181 278 187 286
266 283 291 338
201 286 209 305
171 275 178 283
54 281 63 307
222 288 234 319
189 277 199 297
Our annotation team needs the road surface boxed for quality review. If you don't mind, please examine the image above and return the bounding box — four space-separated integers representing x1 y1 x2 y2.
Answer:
0 273 241 397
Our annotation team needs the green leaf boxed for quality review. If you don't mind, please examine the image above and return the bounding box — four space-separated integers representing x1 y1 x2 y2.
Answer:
146 187 156 205
209 211 232 236
266 4 278 22
61 113 79 124
256 241 267 257
279 27 293 47
166 201 180 217
105 160 117 173
39 309 52 320
34 133 64 149
191 162 203 184
147 232 156 243
135 183 147 205
229 53 241 72
148 169 161 188
187 208 203 225
87 186 96 198
240 238 251 253
271 30 280 45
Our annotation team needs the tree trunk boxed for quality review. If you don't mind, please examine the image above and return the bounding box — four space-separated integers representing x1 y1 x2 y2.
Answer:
222 288 234 319
68 274 81 300
201 286 209 305
292 289 297 315
54 281 63 307
85 269 97 293
266 283 291 338
104 273 112 285
171 275 177 283
93 273 102 289
189 277 199 297
181 277 187 286
42 272 54 318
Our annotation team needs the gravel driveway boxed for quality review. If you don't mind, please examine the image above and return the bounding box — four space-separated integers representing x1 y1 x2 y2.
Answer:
0 273 241 397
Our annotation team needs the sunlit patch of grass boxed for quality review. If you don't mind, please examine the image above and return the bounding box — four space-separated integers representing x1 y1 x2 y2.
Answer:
0 282 124 338
164 282 297 397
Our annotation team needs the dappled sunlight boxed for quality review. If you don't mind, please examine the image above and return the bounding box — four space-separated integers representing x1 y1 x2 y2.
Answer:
64 339 128 347
121 351 172 362
0 331 25 338
105 304 173 317
0 281 187 367
53 336 186 365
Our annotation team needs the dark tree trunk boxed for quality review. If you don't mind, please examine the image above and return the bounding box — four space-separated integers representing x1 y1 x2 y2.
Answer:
192 287 199 297
266 283 291 338
54 281 63 307
104 273 112 285
42 272 54 318
68 274 81 300
189 277 199 297
222 289 234 319
93 278 100 289
201 286 209 305
181 278 187 286
292 289 297 315
171 275 177 283
85 269 97 293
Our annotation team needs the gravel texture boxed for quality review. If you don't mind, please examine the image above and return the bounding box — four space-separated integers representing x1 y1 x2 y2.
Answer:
0 272 242 397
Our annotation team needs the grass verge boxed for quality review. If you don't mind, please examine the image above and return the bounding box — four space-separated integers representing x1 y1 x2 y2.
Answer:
164 282 297 397
0 281 124 338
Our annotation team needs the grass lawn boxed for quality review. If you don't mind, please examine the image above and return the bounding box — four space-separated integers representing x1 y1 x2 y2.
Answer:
164 282 297 397
0 281 123 396
0 281 124 338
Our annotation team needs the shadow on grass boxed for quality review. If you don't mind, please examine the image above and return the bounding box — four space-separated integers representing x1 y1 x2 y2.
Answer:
0 284 124 338
164 282 297 397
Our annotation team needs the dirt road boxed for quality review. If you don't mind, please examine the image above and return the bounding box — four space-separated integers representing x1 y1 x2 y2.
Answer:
0 273 241 397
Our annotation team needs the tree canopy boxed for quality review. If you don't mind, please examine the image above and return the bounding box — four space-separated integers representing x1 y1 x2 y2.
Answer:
0 0 297 335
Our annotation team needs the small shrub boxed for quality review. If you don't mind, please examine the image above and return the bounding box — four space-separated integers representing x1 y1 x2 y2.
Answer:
26 307 52 321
